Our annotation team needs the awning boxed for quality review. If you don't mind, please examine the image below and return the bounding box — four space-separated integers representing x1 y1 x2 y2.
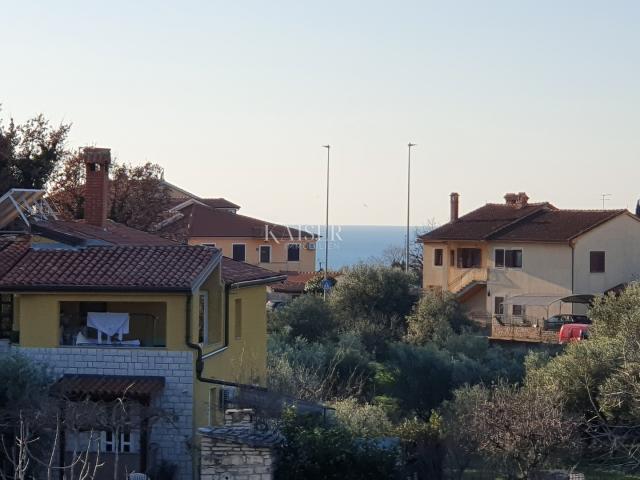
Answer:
502 294 595 307
52 374 165 401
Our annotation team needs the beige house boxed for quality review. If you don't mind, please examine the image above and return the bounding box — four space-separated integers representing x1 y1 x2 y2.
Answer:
420 192 640 342
155 181 318 273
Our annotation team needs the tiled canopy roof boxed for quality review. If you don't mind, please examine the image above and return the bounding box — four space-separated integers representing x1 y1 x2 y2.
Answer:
0 236 30 279
420 202 629 243
53 374 165 401
0 244 220 292
32 219 175 246
221 257 287 286
159 204 316 240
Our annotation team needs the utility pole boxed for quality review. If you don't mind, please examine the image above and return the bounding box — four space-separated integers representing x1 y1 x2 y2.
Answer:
322 145 330 300
406 143 416 273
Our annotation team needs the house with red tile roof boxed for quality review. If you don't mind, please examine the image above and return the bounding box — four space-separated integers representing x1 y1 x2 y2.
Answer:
156 180 318 273
0 148 286 480
420 192 640 343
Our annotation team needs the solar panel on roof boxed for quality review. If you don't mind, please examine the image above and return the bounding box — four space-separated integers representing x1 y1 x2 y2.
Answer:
0 189 56 229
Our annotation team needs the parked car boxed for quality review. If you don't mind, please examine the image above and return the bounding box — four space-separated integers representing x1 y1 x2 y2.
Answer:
544 314 591 331
559 323 590 344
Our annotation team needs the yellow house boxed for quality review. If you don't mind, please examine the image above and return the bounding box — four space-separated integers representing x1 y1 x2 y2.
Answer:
420 192 640 343
0 148 286 480
156 181 318 273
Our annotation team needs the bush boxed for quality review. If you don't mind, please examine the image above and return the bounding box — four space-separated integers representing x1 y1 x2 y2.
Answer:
0 354 50 417
333 398 393 438
275 409 398 480
268 295 335 341
405 290 470 346
330 264 418 325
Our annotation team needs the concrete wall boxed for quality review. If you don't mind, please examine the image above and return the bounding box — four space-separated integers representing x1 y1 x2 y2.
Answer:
574 213 640 294
13 346 195 480
188 237 316 273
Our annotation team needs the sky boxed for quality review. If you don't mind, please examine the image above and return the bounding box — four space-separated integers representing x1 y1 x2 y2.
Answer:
0 1 639 226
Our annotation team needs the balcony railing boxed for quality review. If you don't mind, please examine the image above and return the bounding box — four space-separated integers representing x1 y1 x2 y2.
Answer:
447 268 488 294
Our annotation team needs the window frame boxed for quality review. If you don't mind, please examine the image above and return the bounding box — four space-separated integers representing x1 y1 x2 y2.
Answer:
590 251 605 273
494 248 523 269
287 243 301 262
234 298 242 340
198 291 209 344
434 248 444 267
231 243 246 262
259 245 271 264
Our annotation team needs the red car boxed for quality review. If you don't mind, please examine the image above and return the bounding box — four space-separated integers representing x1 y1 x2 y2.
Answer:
559 323 590 344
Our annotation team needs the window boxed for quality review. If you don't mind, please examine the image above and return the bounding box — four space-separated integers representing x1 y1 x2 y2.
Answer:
512 304 524 317
198 291 208 344
457 248 482 268
494 296 504 319
0 294 13 339
232 244 246 262
505 249 523 268
102 431 134 453
234 298 242 340
434 248 443 266
590 251 605 273
495 248 522 268
287 244 301 262
450 250 455 266
259 245 271 263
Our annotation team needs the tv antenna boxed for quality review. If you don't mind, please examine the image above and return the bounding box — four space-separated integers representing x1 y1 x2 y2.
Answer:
600 193 611 210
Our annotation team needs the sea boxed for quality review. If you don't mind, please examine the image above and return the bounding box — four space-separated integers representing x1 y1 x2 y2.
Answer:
310 225 422 271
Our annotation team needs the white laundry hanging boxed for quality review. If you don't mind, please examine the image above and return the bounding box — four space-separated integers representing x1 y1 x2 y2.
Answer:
87 312 130 343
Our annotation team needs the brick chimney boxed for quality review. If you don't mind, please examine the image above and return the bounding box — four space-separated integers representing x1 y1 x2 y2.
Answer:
450 192 459 222
504 192 529 209
83 147 111 227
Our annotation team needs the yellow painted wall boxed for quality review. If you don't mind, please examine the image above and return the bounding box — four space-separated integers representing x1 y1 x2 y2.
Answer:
193 284 268 428
422 241 489 290
188 236 316 273
16 292 188 349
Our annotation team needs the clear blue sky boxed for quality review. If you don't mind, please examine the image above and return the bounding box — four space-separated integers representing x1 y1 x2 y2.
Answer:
1 1 638 226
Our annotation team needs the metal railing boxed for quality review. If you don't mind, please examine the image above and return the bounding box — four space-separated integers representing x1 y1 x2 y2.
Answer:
447 268 488 293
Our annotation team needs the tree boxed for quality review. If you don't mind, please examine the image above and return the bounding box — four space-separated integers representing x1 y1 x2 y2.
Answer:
395 414 446 480
405 290 471 346
275 409 398 480
330 265 418 336
332 398 392 438
49 154 171 232
268 295 335 341
0 113 71 193
466 383 578 479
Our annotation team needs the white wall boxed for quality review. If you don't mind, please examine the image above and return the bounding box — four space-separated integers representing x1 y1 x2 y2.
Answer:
574 213 640 294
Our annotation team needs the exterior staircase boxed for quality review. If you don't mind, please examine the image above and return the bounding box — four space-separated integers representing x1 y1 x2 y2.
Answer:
448 268 488 296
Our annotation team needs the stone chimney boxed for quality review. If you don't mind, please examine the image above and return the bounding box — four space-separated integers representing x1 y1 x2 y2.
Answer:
83 147 111 227
504 192 529 209
224 408 255 430
450 192 459 222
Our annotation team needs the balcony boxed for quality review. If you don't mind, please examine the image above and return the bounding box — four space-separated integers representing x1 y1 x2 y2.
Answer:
59 301 167 348
447 268 488 294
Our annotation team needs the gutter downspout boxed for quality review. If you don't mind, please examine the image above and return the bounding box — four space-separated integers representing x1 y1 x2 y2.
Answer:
185 288 266 391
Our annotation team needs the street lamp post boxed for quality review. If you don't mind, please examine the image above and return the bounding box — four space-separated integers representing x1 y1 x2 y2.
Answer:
406 143 416 273
322 145 331 300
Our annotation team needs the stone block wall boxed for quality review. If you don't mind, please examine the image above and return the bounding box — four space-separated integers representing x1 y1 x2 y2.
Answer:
12 346 195 480
200 437 274 480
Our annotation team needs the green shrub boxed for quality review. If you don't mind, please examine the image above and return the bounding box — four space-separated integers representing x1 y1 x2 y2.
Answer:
268 295 335 341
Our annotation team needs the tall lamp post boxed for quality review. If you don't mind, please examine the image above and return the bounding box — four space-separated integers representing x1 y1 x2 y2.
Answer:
406 143 416 273
322 145 331 300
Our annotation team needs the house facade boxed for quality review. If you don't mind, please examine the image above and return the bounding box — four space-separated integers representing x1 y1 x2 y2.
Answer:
420 192 640 342
155 181 318 273
0 148 285 480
